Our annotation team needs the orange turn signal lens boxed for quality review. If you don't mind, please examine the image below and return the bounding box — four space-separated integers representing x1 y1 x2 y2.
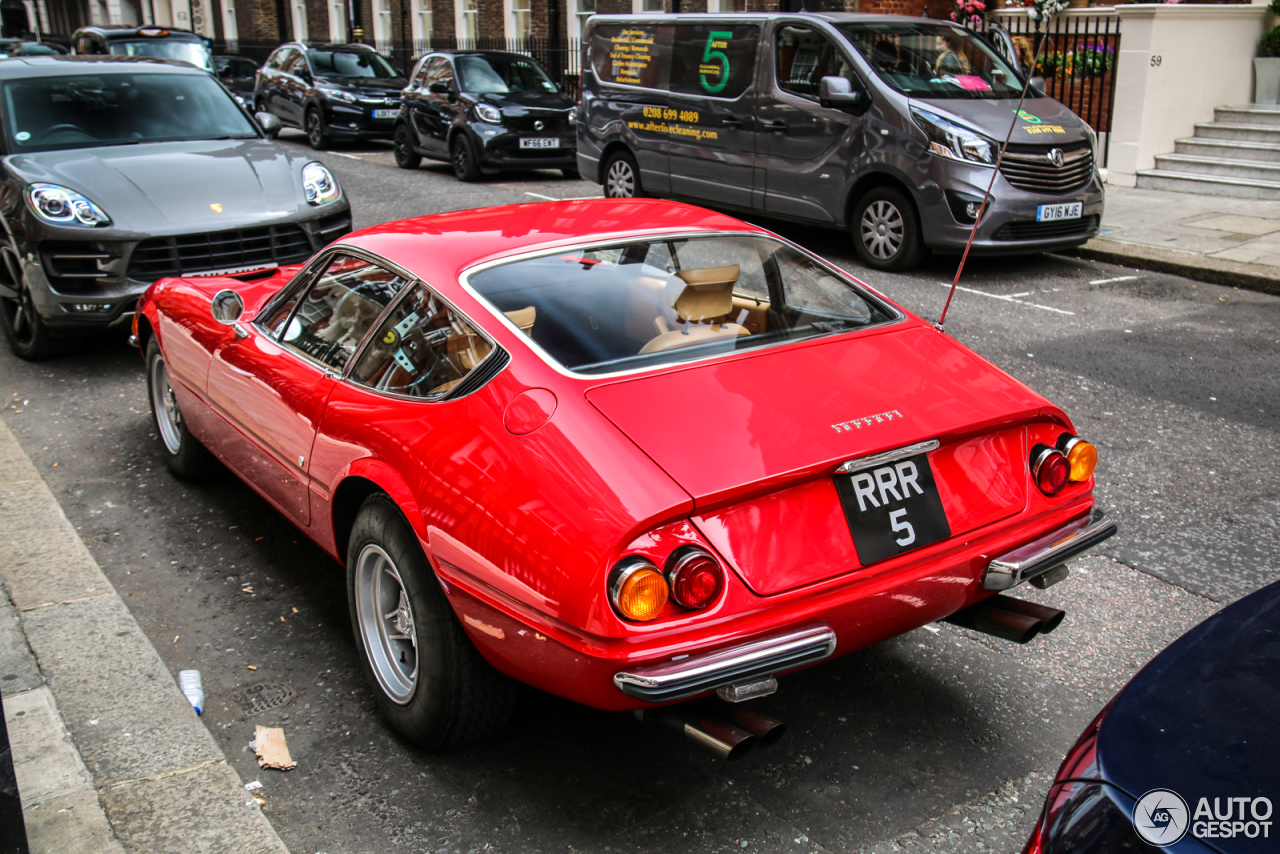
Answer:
610 560 669 622
1063 438 1098 483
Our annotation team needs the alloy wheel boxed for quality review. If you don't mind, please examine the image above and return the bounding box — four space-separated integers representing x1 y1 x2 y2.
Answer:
452 141 469 177
307 112 324 147
605 159 635 198
1 261 36 350
860 200 905 261
149 355 184 454
354 543 419 704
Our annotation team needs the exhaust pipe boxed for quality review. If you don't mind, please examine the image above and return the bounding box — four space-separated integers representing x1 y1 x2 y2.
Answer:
722 706 787 749
638 709 757 761
943 594 1066 644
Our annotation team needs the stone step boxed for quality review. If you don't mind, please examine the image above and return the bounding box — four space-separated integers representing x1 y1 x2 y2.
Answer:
1214 104 1280 126
1174 137 1280 163
1153 153 1280 183
1194 122 1280 144
1135 169 1280 200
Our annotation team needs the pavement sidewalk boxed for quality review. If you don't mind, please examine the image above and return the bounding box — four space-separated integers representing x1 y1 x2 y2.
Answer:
1074 182 1280 294
0 420 290 854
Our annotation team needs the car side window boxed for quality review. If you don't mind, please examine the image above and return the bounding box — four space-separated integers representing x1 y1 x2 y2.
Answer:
349 283 494 399
776 26 854 101
283 50 310 78
275 255 411 373
425 57 454 89
266 48 289 70
669 24 758 99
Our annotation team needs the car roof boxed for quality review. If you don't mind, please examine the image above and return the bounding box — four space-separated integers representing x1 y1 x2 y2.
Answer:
288 41 379 52
0 54 205 79
339 199 768 285
74 25 206 42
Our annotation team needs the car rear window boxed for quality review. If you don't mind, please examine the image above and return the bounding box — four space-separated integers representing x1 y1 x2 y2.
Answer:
467 234 895 375
2 72 257 152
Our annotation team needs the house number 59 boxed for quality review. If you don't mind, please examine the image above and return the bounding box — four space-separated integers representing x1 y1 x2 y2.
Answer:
1150 55 1162 66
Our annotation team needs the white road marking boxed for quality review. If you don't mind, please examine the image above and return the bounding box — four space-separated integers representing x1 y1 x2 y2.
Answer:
324 151 365 160
524 192 559 201
524 193 602 202
939 283 1076 315
1088 275 1139 285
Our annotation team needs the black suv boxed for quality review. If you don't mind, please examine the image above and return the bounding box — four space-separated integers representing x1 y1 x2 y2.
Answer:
394 50 577 182
255 43 406 149
71 25 212 72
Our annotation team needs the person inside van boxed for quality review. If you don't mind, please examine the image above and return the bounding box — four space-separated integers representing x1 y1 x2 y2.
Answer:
933 33 970 76
1012 35 1036 78
870 38 900 73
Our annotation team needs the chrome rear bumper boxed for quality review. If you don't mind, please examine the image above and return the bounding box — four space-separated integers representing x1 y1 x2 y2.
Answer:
984 508 1117 591
613 624 837 704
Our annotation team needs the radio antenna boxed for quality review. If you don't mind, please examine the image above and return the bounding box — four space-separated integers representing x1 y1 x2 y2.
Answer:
936 26 1055 332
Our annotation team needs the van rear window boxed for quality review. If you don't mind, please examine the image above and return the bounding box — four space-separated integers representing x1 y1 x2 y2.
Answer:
591 22 759 99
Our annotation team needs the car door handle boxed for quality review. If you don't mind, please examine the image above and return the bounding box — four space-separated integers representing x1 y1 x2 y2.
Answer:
232 322 248 339
765 120 788 133
721 116 744 128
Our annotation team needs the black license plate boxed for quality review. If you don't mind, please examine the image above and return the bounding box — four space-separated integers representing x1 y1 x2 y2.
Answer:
834 453 951 565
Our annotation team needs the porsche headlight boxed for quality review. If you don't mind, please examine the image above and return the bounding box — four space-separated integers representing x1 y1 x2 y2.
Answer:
474 103 502 124
911 108 996 166
25 183 111 227
302 162 341 205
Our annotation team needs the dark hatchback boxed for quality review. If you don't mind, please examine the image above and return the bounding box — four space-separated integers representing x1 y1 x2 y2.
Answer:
0 55 351 359
71 25 213 72
1024 579 1280 853
255 42 406 149
394 50 577 181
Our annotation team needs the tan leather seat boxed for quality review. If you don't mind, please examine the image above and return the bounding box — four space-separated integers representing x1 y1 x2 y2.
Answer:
640 265 750 355
504 306 536 335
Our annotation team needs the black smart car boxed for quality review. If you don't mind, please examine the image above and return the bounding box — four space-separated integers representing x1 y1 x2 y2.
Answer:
394 50 577 182
71 25 212 72
255 42 406 149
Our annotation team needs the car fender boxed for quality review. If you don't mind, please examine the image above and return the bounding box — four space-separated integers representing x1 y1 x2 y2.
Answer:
320 457 425 563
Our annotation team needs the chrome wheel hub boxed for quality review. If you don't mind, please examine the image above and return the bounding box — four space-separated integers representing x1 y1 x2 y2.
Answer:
150 355 183 454
355 544 418 704
606 161 634 198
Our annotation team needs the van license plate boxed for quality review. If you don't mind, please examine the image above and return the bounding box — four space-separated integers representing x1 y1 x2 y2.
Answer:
372 109 398 119
520 138 560 149
1036 202 1083 222
834 454 951 566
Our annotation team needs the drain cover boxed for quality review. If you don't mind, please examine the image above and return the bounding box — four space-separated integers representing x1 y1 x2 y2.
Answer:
230 682 298 717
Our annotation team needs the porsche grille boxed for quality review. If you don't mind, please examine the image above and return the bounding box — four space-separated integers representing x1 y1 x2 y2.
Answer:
127 225 313 282
999 145 1094 194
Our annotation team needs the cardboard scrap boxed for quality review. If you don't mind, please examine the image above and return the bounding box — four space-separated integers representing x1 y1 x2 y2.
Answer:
253 725 297 771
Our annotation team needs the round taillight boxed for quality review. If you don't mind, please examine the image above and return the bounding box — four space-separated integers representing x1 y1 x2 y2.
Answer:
1058 436 1098 483
1032 446 1070 496
609 559 668 622
666 548 725 610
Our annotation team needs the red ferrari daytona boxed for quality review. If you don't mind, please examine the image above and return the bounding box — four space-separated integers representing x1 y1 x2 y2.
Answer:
135 199 1116 751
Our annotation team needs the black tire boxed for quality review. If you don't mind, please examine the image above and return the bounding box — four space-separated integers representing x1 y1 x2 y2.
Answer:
0 251 59 361
394 124 422 169
451 134 481 182
851 186 925 272
306 107 330 150
347 494 516 749
145 338 214 480
602 150 644 198
561 165 581 180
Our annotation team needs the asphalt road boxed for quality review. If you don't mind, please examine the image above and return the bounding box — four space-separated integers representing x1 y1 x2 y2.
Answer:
1 134 1277 854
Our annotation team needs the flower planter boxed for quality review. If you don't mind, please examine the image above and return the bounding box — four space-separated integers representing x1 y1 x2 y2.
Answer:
1256 57 1280 105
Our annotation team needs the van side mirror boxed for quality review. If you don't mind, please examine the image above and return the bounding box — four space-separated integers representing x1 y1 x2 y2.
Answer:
1029 75 1047 91
819 76 869 114
255 111 282 138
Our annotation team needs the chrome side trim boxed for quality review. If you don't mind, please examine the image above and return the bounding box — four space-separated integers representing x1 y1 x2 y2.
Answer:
984 508 1117 591
836 439 939 474
613 623 836 703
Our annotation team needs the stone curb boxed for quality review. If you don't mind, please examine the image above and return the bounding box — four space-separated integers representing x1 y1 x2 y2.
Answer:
0 418 290 854
1063 236 1280 296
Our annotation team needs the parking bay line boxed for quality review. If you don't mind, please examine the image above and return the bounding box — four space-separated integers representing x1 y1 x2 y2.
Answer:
1089 275 1140 285
524 192 605 202
938 283 1075 315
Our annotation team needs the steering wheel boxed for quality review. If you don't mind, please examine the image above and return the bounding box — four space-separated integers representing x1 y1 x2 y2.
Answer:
37 123 93 144
375 324 444 394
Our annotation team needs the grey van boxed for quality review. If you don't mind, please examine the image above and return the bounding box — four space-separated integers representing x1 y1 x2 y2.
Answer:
577 13 1103 271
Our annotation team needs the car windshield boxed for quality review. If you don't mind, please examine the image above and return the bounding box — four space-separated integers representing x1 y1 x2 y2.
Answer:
835 22 1024 99
468 234 894 375
455 54 558 94
2 72 258 152
108 39 213 72
308 49 397 79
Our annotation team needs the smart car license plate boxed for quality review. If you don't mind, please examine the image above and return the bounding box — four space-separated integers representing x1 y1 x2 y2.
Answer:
1036 202 1083 222
372 109 398 119
835 454 951 566
520 138 560 149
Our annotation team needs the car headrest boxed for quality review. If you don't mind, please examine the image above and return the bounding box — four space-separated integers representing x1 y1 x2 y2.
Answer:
504 305 536 334
673 265 739 323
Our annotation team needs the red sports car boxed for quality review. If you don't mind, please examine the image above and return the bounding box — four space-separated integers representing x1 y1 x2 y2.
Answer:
135 199 1115 752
